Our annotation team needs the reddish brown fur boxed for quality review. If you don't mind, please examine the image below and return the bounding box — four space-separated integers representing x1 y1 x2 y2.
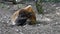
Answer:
11 5 36 25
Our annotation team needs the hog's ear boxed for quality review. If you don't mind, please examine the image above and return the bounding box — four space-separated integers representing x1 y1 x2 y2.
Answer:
24 5 34 12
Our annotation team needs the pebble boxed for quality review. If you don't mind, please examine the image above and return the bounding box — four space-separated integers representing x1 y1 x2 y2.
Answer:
15 29 19 32
55 22 58 24
2 21 5 23
37 24 41 26
52 4 56 7
7 21 9 23
56 7 60 9
3 16 7 18
19 32 24 34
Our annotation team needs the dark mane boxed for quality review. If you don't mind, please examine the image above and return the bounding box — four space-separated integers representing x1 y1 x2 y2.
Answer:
15 9 28 26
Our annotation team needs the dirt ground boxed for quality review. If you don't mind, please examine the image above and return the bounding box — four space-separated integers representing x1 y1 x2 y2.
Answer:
0 2 60 34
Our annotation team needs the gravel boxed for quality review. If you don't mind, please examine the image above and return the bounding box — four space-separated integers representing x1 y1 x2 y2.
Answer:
0 2 60 34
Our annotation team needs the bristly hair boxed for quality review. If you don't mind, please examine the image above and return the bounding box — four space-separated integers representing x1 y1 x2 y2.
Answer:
19 9 29 16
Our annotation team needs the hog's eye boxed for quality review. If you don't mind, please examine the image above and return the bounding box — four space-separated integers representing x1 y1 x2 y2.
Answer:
27 12 32 18
28 12 33 16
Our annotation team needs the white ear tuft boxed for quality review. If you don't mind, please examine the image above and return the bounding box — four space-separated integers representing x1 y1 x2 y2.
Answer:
24 5 32 9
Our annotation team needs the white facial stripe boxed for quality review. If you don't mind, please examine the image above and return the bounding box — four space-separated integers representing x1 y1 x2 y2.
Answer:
12 21 16 25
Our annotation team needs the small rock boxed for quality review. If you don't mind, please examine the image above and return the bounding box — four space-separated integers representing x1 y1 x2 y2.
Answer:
56 7 60 9
19 32 24 34
37 24 41 26
2 21 4 23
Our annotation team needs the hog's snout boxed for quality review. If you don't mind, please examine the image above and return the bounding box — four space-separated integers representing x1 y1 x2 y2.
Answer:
15 17 27 26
